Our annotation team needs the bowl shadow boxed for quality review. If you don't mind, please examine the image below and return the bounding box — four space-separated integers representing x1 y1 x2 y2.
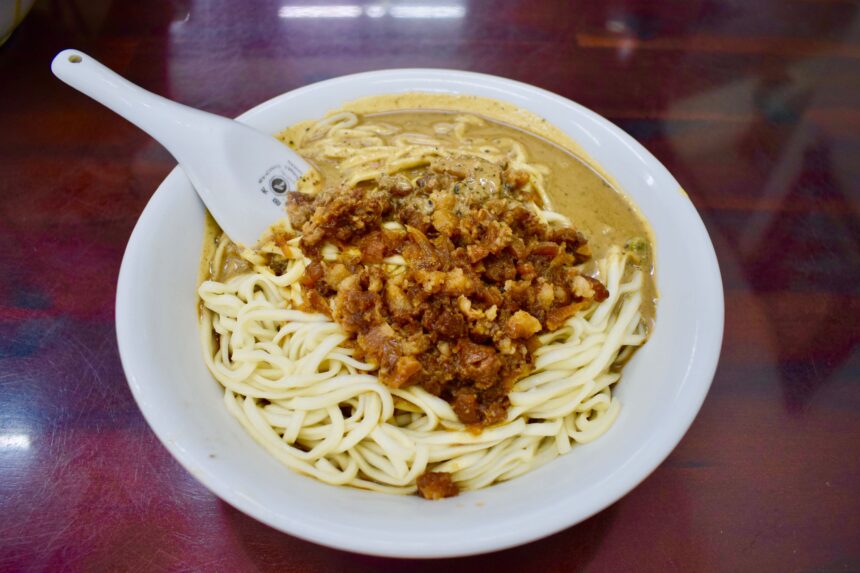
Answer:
222 498 619 571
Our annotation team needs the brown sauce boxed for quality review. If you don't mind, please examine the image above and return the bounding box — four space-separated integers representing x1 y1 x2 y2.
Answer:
305 110 656 326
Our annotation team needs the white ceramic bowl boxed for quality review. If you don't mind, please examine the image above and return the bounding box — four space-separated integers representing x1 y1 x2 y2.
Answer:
116 69 723 558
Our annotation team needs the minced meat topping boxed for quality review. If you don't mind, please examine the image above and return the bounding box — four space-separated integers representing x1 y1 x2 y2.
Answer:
416 471 459 500
278 155 608 427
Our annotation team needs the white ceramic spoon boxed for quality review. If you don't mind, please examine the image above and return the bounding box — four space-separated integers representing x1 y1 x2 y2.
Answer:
51 48 311 247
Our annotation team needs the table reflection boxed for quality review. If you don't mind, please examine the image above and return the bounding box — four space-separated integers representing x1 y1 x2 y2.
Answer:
278 3 466 20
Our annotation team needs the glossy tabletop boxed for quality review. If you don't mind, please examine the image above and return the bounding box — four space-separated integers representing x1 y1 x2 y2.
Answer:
1 1 859 571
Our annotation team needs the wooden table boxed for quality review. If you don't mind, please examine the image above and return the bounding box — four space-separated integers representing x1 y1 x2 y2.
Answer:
1 1 858 570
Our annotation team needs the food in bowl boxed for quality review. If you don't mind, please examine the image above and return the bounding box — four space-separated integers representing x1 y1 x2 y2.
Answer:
196 93 657 499
117 69 723 556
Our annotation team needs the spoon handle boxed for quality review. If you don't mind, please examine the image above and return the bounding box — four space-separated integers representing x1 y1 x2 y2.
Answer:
51 48 313 247
51 49 224 164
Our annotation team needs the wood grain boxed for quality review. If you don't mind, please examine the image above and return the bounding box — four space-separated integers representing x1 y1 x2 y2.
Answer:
0 0 858 570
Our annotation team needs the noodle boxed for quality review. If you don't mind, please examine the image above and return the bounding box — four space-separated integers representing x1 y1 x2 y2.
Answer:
198 110 649 495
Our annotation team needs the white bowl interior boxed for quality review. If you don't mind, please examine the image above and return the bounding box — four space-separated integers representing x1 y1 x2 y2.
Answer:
116 70 723 558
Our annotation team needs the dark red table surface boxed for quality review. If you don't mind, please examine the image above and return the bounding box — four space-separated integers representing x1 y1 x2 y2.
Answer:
1 1 859 571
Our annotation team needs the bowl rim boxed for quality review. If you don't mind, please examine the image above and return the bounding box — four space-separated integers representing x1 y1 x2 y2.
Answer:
116 68 724 558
